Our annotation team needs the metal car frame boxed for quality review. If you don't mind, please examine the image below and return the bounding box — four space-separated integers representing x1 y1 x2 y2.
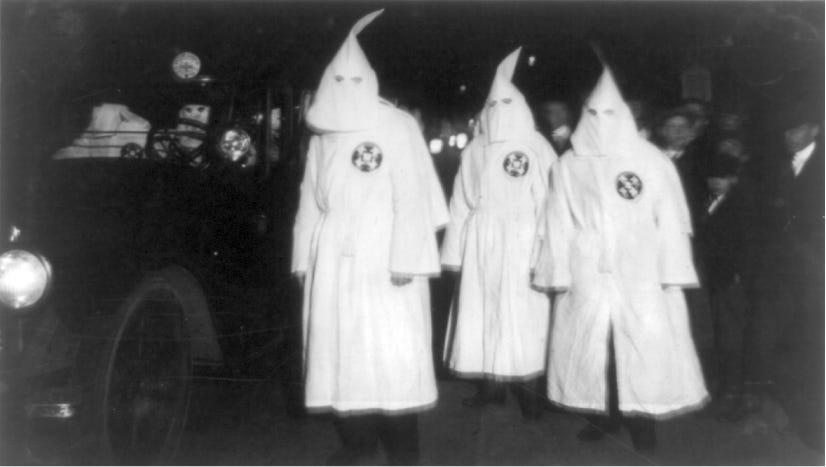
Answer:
0 76 307 464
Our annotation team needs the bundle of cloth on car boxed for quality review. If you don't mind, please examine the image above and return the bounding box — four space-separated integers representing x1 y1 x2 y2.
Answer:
54 103 150 159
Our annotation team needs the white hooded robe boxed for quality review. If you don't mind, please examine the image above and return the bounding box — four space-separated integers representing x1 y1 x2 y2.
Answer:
442 48 556 380
292 10 449 414
533 68 708 417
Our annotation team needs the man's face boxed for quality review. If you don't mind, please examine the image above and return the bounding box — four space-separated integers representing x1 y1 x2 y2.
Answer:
706 176 737 196
718 113 742 132
716 138 748 162
660 116 694 150
784 123 819 154
684 102 710 133
541 102 571 130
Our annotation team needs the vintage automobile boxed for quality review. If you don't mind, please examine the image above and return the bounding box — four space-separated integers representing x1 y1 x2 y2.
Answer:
0 52 306 464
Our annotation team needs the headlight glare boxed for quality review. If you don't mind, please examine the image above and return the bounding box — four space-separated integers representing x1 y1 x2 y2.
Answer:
218 128 252 162
0 250 52 310
429 138 444 155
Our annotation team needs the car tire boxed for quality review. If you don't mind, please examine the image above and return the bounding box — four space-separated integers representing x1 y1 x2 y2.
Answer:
75 266 199 465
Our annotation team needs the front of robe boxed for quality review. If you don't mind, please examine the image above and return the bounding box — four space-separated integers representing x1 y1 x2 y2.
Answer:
442 131 555 379
292 103 448 414
534 143 709 417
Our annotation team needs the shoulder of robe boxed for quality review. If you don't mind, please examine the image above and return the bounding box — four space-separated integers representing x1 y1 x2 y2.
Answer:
637 139 669 163
634 141 679 193
461 138 485 160
377 102 416 133
530 131 558 158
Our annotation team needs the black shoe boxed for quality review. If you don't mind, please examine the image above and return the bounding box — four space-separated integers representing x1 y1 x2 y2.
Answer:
512 383 544 421
577 419 620 442
629 424 657 453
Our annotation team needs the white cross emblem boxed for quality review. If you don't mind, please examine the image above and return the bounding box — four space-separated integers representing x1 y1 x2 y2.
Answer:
616 172 643 200
352 142 383 172
503 151 530 177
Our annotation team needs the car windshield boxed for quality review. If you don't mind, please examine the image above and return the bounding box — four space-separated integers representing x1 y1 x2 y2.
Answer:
51 81 276 165
70 81 234 132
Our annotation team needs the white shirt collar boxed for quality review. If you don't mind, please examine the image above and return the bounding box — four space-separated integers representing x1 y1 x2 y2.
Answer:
707 192 727 215
792 141 816 177
664 148 684 160
551 125 571 140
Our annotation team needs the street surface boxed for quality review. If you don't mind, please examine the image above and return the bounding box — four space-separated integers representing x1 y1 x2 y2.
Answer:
175 375 822 465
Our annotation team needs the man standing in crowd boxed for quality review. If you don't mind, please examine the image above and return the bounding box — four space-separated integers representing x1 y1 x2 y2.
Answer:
751 101 823 450
695 152 757 422
291 10 449 465
442 48 556 420
656 108 705 219
533 67 708 452
537 97 574 155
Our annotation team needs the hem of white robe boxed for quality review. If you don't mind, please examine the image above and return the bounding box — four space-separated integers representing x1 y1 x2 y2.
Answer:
388 270 443 278
305 398 437 416
661 281 700 289
448 368 545 382
549 394 710 420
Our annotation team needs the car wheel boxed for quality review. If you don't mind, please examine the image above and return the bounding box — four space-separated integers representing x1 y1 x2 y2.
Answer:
77 267 196 464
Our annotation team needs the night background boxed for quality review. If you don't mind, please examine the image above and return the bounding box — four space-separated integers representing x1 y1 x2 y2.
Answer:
2 1 823 153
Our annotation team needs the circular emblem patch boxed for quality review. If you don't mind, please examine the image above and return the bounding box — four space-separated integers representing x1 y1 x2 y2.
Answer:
503 151 530 177
616 172 643 200
351 142 383 172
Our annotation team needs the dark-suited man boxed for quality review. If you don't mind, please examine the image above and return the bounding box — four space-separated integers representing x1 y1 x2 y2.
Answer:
750 102 823 451
695 153 758 422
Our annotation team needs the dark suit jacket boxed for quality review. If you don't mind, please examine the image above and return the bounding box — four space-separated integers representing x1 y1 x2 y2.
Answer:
758 140 825 278
666 139 710 227
696 182 758 291
786 142 824 256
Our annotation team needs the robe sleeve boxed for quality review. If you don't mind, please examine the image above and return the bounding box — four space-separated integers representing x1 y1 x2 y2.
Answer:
409 119 450 231
388 122 444 276
655 156 699 287
440 144 474 270
532 157 573 290
529 137 558 270
291 136 322 274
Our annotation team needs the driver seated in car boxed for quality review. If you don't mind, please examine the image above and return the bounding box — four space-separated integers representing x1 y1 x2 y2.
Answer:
174 103 211 151
150 102 212 165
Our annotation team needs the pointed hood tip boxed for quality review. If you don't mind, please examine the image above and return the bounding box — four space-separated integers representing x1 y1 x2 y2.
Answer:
350 9 384 37
587 66 626 106
482 46 536 144
497 47 523 82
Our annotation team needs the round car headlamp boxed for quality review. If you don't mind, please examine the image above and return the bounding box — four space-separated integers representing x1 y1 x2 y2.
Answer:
218 128 252 163
0 250 52 310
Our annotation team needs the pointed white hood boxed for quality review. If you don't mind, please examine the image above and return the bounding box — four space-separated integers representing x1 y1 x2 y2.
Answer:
570 67 639 157
480 47 536 144
305 10 383 133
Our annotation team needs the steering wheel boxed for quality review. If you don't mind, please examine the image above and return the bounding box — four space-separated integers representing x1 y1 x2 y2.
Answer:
145 118 211 168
